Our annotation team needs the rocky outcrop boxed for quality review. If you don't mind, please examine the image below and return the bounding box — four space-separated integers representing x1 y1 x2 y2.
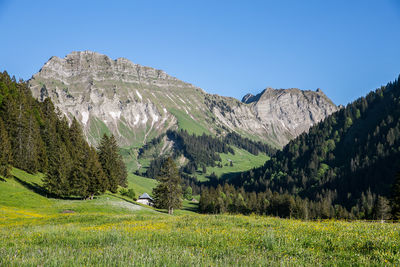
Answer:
247 87 338 144
241 90 265 104
28 51 338 148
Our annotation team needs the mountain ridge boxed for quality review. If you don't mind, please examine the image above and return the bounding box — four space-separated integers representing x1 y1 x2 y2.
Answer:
28 51 338 149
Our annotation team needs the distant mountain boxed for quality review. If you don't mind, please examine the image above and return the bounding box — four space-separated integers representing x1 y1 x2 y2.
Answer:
241 87 338 142
231 76 400 218
28 51 338 148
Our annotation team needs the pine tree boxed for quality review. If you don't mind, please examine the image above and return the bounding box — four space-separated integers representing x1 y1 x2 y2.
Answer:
391 172 400 220
98 134 127 193
85 147 108 199
116 154 128 188
36 136 48 173
24 111 40 173
68 118 89 197
152 157 182 214
374 196 391 221
39 98 59 173
43 140 71 197
0 117 12 178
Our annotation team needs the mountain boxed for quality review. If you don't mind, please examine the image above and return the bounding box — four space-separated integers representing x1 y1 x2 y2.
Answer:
229 76 400 218
28 51 338 148
241 87 338 142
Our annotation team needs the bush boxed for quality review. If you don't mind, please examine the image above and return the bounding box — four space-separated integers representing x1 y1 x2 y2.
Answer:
120 188 136 201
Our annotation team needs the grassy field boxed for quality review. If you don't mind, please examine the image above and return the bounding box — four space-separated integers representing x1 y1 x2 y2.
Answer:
126 173 158 197
1 169 400 266
169 108 210 135
197 147 270 181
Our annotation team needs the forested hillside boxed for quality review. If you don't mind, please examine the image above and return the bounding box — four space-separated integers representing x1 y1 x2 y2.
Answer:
0 71 126 198
209 76 400 219
142 130 275 175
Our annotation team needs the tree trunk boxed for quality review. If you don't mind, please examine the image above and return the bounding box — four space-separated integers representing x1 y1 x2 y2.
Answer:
169 207 173 215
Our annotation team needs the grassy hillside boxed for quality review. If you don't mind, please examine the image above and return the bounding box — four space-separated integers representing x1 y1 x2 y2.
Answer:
197 147 270 182
1 168 400 265
0 169 156 216
126 173 158 196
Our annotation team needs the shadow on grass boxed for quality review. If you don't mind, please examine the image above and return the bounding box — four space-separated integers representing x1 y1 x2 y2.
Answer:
13 176 81 200
183 202 199 213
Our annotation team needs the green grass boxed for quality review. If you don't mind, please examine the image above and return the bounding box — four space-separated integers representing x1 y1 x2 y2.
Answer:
88 117 112 144
169 108 210 135
118 120 137 144
119 146 141 173
126 173 158 196
196 147 270 182
0 169 156 216
1 168 400 266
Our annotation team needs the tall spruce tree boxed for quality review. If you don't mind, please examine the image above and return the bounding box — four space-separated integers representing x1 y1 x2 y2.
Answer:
152 157 182 214
85 147 108 199
391 172 400 220
98 134 127 193
0 117 12 178
374 196 391 221
68 118 89 197
43 140 71 197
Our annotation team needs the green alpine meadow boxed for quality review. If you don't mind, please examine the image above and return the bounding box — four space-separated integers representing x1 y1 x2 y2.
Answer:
1 168 400 266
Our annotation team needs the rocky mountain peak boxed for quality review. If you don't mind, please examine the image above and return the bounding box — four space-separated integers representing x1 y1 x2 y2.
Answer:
28 51 338 150
36 51 186 86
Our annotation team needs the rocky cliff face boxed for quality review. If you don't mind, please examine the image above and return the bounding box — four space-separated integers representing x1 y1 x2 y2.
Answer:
243 87 338 144
28 51 338 148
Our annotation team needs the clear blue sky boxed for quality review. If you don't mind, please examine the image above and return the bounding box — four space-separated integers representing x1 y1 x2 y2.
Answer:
1 0 400 105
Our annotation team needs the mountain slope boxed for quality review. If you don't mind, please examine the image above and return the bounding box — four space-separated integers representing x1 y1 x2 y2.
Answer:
241 87 338 143
230 76 400 217
28 51 338 149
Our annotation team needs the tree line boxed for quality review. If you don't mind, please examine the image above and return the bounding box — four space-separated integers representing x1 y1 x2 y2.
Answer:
0 71 127 198
199 184 393 220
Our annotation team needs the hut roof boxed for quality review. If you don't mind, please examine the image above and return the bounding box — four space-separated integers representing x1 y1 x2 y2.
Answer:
139 193 153 201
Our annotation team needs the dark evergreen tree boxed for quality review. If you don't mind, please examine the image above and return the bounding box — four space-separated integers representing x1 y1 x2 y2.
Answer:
98 134 127 193
116 153 128 188
68 118 90 196
43 140 71 197
152 157 182 214
0 117 12 178
85 147 108 199
374 196 391 221
391 172 400 220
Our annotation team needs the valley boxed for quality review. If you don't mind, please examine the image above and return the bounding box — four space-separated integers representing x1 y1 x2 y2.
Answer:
2 1 400 265
0 52 400 265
